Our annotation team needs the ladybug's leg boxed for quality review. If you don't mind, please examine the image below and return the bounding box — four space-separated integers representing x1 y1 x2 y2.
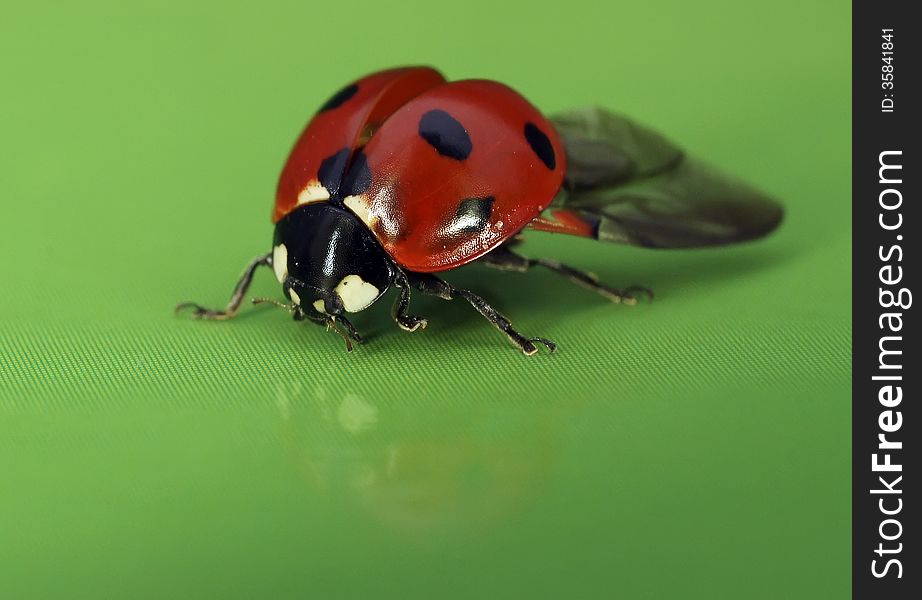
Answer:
482 247 653 305
330 314 364 347
313 314 362 353
175 252 272 319
280 303 363 346
264 303 362 352
289 306 363 351
406 272 556 356
390 270 428 332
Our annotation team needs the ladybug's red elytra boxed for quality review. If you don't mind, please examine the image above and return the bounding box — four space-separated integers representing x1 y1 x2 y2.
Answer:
177 66 782 354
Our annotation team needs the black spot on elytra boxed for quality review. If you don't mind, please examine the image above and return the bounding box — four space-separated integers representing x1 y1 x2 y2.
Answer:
318 83 358 113
524 122 556 170
317 147 351 197
418 110 472 160
452 196 495 233
340 150 372 197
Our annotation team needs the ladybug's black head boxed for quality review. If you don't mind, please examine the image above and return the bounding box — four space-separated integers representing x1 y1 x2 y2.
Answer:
272 203 393 317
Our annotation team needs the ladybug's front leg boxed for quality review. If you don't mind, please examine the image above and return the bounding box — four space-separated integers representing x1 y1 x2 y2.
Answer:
390 270 428 332
290 305 364 352
405 272 556 356
175 252 272 320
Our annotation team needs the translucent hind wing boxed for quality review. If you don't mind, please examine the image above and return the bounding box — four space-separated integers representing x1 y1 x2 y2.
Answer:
532 107 783 248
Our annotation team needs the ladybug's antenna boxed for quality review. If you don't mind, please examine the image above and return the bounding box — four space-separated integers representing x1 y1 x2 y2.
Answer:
251 297 293 311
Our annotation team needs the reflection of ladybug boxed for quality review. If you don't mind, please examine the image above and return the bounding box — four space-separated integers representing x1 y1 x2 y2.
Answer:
275 384 560 538
177 66 782 354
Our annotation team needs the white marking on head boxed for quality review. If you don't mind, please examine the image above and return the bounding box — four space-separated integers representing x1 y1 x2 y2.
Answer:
312 299 326 314
343 194 374 228
288 287 301 305
297 182 330 205
272 244 288 283
334 274 380 313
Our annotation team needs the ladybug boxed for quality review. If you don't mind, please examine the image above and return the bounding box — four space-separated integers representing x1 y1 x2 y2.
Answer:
177 66 782 354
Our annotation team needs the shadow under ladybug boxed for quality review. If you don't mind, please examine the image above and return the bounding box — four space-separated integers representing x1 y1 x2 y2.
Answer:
176 67 783 355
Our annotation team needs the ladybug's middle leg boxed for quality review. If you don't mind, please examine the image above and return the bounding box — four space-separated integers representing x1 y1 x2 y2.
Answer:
405 271 556 356
482 246 653 305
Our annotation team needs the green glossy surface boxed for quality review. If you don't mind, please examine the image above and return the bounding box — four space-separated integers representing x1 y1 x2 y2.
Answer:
1 1 849 597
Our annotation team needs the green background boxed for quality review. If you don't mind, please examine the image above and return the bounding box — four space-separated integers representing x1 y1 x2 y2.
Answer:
1 1 850 598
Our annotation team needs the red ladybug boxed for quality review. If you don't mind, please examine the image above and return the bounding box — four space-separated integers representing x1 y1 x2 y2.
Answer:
177 66 782 354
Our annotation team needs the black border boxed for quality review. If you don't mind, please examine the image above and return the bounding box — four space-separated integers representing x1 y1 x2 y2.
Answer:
852 1 916 596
